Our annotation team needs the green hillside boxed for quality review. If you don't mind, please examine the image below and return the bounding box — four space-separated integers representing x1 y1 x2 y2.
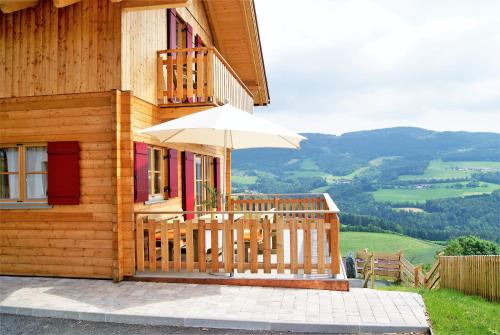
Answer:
341 232 443 265
399 160 500 181
372 182 500 203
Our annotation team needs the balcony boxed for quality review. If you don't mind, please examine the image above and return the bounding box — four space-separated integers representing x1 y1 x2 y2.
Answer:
133 193 343 288
157 47 254 113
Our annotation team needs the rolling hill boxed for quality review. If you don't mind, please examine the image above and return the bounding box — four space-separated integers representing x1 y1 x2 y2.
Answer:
232 127 500 243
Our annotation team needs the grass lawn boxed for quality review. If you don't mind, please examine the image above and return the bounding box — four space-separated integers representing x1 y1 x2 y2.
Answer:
378 287 500 335
372 182 500 203
399 160 500 181
341 232 443 265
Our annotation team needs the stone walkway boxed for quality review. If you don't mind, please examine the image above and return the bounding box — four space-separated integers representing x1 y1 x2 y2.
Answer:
0 276 429 334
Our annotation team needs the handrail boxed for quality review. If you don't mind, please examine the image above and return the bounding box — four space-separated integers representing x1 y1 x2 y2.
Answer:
157 47 254 98
135 209 340 215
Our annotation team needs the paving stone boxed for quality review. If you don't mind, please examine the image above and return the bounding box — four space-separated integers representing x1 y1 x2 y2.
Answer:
0 276 429 334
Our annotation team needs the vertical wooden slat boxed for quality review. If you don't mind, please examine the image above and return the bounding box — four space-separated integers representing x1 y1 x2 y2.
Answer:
237 218 245 273
136 218 144 272
198 220 206 272
223 215 233 273
329 214 340 275
160 220 169 272
263 218 271 273
196 50 204 100
211 219 219 273
303 218 311 274
148 221 156 272
173 219 181 271
206 50 213 101
186 49 193 102
176 50 184 101
157 54 164 103
186 220 194 272
166 54 174 101
317 219 325 274
276 217 284 273
290 218 298 274
250 219 258 273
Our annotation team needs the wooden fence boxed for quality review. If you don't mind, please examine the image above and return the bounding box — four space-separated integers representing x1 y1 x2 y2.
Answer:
355 251 499 301
440 255 499 302
134 193 341 276
355 250 440 289
157 47 254 113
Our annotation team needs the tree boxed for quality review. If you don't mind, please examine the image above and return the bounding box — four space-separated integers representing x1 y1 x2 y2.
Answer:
443 235 499 256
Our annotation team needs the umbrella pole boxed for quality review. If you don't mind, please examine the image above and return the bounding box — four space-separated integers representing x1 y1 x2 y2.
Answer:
223 130 227 210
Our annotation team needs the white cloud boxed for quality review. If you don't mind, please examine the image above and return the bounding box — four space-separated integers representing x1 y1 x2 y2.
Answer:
254 0 500 134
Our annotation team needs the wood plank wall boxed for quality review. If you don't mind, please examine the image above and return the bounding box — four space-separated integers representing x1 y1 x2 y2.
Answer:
122 97 224 276
0 92 117 278
121 1 214 105
0 0 121 99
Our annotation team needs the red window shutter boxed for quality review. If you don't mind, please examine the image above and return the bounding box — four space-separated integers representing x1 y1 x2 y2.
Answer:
214 157 222 210
182 151 195 219
194 34 204 47
167 9 177 50
47 141 80 205
168 148 178 198
134 142 148 203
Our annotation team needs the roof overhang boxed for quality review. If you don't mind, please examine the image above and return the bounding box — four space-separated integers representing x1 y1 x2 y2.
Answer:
203 0 270 106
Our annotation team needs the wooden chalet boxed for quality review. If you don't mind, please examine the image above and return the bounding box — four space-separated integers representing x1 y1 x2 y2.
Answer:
0 0 344 288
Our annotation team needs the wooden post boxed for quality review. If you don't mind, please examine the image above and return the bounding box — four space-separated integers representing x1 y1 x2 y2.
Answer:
136 218 144 272
370 252 375 289
329 213 340 276
414 264 422 288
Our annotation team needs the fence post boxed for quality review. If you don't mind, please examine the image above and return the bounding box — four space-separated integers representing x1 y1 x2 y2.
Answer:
371 252 375 288
414 264 422 288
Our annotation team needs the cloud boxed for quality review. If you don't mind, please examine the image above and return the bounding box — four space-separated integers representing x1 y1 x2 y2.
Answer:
254 0 500 134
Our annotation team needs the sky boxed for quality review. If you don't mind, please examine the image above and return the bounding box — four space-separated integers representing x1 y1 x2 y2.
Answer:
253 0 500 135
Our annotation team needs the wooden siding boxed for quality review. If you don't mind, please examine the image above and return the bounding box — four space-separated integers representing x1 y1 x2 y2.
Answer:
0 92 116 279
109 95 225 276
121 9 167 105
0 0 121 99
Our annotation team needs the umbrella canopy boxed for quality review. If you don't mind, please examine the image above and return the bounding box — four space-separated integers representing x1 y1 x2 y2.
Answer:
140 104 306 208
139 104 306 149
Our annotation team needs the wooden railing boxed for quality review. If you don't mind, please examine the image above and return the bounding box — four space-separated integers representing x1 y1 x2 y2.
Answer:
157 47 254 113
355 251 402 282
355 250 439 289
134 193 341 276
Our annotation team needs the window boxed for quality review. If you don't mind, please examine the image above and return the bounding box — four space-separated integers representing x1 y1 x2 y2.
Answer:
147 146 168 201
0 144 47 202
194 155 214 211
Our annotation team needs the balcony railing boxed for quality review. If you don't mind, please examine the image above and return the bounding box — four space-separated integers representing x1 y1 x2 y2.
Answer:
134 193 341 277
157 47 254 113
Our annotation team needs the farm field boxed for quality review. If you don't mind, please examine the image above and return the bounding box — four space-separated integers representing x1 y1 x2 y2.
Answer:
341 231 444 265
372 182 500 203
399 160 500 181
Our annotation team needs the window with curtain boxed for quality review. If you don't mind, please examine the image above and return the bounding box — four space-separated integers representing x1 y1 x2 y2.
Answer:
147 146 168 201
194 155 214 211
0 145 47 202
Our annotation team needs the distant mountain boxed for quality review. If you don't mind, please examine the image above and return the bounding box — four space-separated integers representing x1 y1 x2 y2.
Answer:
233 127 500 176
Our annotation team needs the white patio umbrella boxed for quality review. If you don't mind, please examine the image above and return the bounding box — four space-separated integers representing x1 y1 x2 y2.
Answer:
140 104 306 207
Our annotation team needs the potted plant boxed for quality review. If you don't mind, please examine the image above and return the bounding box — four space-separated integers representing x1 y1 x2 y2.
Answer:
202 184 221 220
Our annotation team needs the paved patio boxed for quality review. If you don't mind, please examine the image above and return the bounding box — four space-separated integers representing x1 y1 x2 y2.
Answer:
0 276 429 334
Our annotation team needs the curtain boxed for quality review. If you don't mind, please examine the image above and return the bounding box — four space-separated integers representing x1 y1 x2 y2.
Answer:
26 147 47 199
4 149 19 199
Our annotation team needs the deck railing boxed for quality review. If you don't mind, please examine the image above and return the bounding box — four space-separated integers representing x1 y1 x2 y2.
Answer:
157 47 254 113
134 193 341 276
